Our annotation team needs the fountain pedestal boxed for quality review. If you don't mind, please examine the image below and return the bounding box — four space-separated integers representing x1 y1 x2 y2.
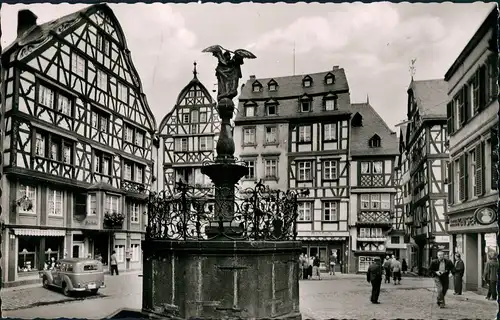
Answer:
135 52 302 320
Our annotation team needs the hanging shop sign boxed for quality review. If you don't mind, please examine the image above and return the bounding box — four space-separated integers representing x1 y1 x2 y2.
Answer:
474 206 497 226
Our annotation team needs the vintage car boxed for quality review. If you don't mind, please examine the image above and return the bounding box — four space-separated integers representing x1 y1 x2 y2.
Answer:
39 258 105 296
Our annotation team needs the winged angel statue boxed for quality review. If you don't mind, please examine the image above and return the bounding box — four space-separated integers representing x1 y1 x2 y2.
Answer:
202 45 256 101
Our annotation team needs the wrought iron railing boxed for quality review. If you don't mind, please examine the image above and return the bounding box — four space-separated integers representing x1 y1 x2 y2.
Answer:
146 180 302 241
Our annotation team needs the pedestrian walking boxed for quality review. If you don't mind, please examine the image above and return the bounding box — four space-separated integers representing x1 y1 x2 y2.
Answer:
312 255 321 280
402 259 408 274
483 252 498 301
383 256 392 284
453 253 465 295
391 257 402 285
429 251 455 308
308 255 314 279
298 253 305 280
329 251 337 275
366 257 383 304
110 250 119 276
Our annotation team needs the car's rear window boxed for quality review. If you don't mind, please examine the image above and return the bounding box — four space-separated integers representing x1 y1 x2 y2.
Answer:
83 264 98 271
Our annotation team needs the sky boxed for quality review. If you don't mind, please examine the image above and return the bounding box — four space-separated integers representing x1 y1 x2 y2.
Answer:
2 2 496 131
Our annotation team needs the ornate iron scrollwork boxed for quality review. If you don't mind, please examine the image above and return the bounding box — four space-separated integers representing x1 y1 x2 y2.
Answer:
146 180 301 241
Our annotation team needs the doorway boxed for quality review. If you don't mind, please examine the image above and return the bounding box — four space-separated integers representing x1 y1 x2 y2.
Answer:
72 242 84 258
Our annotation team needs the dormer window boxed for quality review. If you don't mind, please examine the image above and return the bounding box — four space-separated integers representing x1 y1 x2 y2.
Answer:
352 112 363 127
252 81 262 93
268 80 278 92
325 73 335 85
300 95 312 112
323 93 338 111
265 99 278 116
302 76 312 88
369 134 381 148
245 106 255 117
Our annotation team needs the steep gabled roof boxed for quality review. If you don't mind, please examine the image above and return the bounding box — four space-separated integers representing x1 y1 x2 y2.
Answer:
2 3 157 131
239 69 348 100
350 103 399 157
408 79 448 119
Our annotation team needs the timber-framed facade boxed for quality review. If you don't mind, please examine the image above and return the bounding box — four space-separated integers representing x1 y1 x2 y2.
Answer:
157 63 220 195
1 4 156 287
404 78 449 274
235 67 351 273
348 102 400 273
445 7 498 293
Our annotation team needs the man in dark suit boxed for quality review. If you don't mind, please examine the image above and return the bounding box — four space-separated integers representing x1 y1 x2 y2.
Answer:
366 257 383 304
429 251 456 308
453 253 465 295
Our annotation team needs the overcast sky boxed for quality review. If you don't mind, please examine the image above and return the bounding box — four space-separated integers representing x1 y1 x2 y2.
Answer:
2 2 496 130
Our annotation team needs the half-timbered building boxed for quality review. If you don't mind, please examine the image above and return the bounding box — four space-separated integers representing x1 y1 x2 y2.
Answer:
348 102 399 273
1 4 156 286
445 7 498 293
157 63 219 194
394 121 417 269
235 67 351 273
404 78 449 274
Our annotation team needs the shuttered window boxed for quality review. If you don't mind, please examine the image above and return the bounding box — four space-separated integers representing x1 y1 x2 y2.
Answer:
446 101 454 134
491 128 498 190
447 161 453 204
459 154 468 201
474 144 484 197
488 54 498 102
461 85 468 124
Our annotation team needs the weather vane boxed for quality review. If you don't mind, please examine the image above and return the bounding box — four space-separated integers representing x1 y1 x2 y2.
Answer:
409 58 417 79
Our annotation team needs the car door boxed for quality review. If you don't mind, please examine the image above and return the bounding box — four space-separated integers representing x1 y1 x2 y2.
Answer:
51 262 63 287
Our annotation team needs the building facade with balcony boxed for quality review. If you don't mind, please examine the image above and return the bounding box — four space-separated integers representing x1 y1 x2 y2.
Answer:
348 102 399 273
157 63 220 194
445 7 498 293
235 67 352 273
0 4 156 286
404 78 450 275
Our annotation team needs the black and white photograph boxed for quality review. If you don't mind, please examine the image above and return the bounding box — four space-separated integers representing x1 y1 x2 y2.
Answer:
0 1 498 319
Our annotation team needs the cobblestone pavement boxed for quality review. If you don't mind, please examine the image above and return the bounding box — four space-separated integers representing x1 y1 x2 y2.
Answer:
1 271 141 313
3 272 497 319
299 274 497 320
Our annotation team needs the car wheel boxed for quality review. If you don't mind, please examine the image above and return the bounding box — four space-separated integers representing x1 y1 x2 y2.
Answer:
62 283 71 297
42 277 49 289
90 289 98 295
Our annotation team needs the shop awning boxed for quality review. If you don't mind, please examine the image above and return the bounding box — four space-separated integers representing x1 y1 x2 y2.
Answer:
299 237 347 241
13 228 66 237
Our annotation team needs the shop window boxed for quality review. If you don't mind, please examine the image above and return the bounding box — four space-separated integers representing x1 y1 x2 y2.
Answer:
114 244 125 263
358 256 376 272
131 244 140 262
18 236 40 274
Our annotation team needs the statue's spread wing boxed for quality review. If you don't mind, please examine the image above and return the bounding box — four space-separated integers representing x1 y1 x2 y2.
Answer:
234 49 257 59
202 45 224 53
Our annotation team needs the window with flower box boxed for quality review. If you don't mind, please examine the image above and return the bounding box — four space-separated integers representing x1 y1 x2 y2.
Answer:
123 160 144 184
105 194 120 214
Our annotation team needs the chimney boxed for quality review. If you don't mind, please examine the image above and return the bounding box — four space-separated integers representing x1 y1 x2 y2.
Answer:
17 10 38 38
332 66 339 70
249 75 256 79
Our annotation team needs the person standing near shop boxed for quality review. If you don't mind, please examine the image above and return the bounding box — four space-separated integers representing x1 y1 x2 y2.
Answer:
110 250 119 276
483 252 498 300
453 253 465 295
429 251 455 308
391 257 402 285
329 251 337 275
383 256 392 284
